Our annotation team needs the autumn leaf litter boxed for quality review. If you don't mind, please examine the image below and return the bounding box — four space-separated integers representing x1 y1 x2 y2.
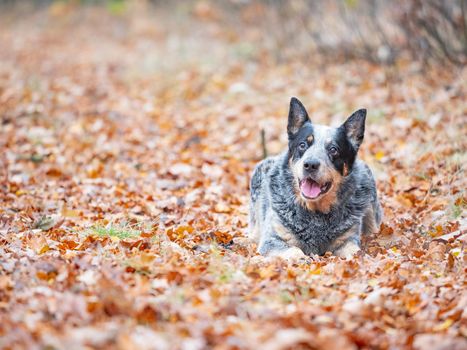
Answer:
0 4 466 350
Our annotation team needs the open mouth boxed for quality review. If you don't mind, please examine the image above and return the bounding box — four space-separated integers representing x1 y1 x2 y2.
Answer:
299 178 332 200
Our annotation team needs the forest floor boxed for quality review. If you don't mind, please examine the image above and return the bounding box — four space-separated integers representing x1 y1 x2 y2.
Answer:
0 3 466 350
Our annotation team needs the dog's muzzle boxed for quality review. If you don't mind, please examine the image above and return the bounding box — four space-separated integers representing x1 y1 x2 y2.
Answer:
299 178 332 199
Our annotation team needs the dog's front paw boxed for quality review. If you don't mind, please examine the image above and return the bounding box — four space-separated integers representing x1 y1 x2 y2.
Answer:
275 247 308 261
334 241 361 259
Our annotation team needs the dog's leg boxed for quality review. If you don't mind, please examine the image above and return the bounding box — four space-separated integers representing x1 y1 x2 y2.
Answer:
248 199 261 242
258 221 306 261
258 233 289 255
259 237 306 261
374 199 383 229
362 199 383 235
272 246 307 260
248 158 275 242
334 240 360 259
330 224 362 259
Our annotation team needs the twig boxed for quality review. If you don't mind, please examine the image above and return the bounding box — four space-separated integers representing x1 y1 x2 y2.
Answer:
460 0 467 52
261 129 268 159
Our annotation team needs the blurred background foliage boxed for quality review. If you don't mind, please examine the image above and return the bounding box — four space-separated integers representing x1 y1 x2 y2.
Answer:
1 0 465 66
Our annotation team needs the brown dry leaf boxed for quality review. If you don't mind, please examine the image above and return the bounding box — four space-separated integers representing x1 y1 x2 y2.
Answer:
213 203 232 213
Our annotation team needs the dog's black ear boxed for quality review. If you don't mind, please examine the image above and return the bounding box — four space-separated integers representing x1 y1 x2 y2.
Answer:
287 97 310 137
342 109 366 150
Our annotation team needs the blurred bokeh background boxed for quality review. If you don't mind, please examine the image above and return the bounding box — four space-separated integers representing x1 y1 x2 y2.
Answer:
1 0 466 66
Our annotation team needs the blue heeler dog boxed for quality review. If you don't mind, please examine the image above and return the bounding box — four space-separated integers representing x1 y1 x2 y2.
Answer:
249 97 382 259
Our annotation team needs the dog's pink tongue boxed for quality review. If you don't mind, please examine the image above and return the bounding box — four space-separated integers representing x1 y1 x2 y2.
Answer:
301 179 321 198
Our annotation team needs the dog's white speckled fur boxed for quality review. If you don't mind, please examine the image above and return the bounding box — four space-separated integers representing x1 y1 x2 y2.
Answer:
249 98 382 259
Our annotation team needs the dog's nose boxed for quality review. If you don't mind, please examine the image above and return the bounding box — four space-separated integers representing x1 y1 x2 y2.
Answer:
303 159 320 172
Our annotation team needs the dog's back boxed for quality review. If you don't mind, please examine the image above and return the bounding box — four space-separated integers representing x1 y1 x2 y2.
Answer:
248 155 277 243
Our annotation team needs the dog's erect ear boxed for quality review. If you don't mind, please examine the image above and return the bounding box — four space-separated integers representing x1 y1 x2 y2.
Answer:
342 109 366 150
287 97 310 137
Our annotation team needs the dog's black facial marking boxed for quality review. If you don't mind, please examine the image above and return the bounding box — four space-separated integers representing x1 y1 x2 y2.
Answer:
331 127 358 175
288 123 313 160
327 109 366 176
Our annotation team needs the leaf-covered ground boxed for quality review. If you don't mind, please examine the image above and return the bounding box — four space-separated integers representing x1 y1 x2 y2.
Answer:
0 4 466 350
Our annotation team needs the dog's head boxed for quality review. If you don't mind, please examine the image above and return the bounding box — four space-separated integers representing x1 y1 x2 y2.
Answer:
286 97 366 212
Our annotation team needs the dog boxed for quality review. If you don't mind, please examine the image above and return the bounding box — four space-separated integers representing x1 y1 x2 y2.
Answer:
249 97 382 259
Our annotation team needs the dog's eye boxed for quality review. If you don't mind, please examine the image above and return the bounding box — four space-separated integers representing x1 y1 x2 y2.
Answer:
298 142 307 151
329 146 339 156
